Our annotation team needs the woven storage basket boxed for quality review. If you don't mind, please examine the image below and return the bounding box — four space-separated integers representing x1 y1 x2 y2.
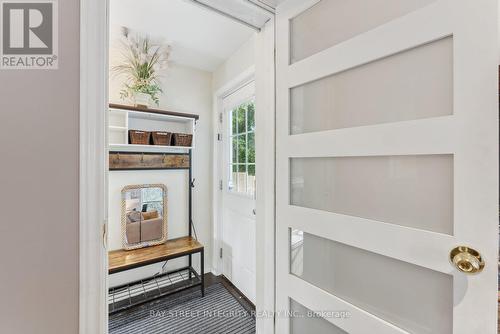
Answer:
172 133 193 147
129 130 151 145
151 131 172 146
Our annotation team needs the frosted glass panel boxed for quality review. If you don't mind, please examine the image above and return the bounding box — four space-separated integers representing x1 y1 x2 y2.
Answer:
290 0 436 63
290 155 453 234
290 37 453 134
290 299 348 334
290 230 453 334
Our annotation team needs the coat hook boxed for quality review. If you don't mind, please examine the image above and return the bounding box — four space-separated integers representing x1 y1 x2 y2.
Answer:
141 153 144 163
163 154 167 164
117 153 120 161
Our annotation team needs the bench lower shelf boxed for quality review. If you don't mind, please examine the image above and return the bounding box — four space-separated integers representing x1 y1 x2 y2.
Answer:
109 266 202 314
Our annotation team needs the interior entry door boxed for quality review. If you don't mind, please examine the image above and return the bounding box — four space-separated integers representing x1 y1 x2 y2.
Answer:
221 81 257 303
276 1 498 333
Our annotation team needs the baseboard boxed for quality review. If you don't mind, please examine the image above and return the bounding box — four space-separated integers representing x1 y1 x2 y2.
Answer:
218 275 256 311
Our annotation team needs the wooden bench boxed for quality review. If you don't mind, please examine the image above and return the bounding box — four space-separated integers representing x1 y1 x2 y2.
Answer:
108 236 205 313
108 236 204 274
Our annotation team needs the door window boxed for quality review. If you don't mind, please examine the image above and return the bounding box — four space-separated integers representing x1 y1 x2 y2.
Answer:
228 99 255 197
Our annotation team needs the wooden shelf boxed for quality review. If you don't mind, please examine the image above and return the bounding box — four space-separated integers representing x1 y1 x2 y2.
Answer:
109 103 199 120
108 236 204 274
128 110 193 124
109 152 190 170
109 143 191 153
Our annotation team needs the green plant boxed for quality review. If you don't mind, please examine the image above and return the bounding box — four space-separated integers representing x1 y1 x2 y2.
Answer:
112 31 169 106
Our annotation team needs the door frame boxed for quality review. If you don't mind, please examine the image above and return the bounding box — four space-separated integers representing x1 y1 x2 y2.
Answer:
216 74 256 301
213 66 256 278
80 2 275 333
80 0 109 333
253 19 276 334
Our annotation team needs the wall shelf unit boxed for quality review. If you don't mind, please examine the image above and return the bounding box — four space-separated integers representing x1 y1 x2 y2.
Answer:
108 104 198 153
107 104 202 313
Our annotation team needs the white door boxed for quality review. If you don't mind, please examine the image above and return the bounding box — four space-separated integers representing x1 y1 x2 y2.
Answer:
221 81 257 303
276 1 498 333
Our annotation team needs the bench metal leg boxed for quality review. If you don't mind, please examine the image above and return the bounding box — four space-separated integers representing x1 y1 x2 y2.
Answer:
201 249 205 297
189 254 192 279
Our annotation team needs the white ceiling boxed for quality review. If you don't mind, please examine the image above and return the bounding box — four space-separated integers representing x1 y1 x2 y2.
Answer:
110 0 256 72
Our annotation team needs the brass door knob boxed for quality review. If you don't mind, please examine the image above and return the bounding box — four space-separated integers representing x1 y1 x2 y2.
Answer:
450 246 485 274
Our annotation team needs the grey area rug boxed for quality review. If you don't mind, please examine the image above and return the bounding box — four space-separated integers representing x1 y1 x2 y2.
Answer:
109 283 255 334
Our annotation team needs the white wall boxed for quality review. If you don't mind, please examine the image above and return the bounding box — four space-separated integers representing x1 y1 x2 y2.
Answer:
0 0 80 332
212 35 256 92
109 33 213 285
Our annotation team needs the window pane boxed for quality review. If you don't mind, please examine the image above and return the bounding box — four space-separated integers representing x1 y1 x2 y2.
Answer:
229 164 237 191
247 102 255 132
290 229 453 334
237 164 247 193
237 134 247 164
248 164 255 176
231 109 237 135
248 133 255 164
231 136 238 164
248 165 256 198
237 106 246 134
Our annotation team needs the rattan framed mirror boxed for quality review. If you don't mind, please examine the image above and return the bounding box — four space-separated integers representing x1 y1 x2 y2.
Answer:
121 184 168 250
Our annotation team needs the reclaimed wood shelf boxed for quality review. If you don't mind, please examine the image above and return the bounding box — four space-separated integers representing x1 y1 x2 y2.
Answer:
109 152 190 171
108 236 204 274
